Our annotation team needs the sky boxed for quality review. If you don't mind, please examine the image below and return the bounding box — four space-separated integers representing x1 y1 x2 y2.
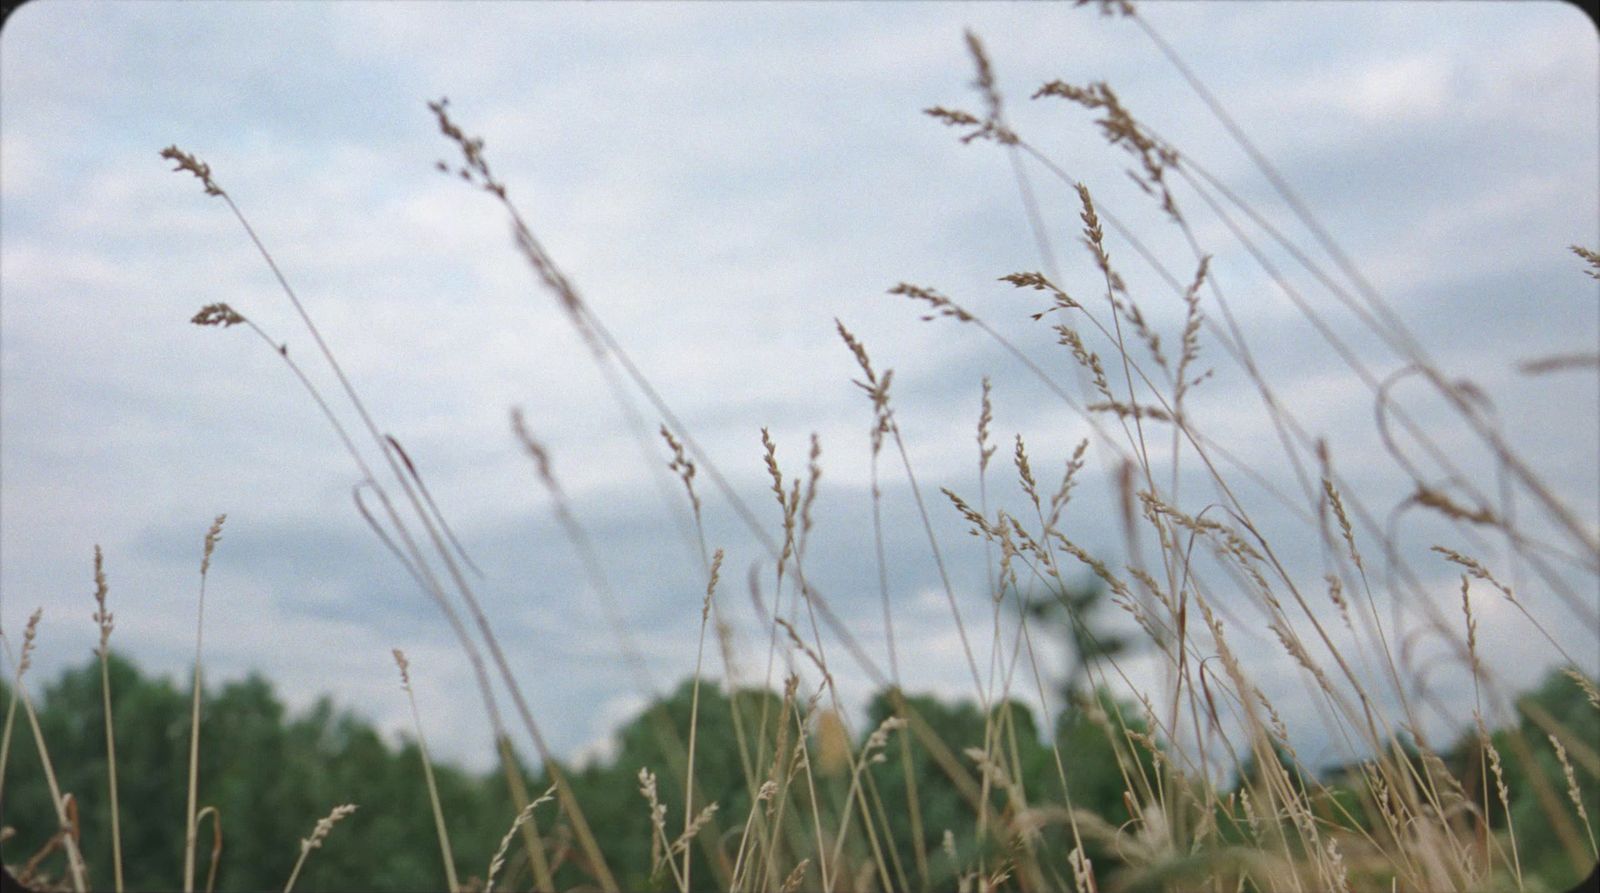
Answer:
2 1 1597 775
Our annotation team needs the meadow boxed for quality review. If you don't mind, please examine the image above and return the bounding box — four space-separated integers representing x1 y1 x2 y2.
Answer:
2 4 1597 891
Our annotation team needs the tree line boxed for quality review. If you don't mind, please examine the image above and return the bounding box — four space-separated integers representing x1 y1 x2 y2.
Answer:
1 651 1594 891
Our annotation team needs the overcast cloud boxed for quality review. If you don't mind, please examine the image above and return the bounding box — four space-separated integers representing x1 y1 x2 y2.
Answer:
2 1 1596 772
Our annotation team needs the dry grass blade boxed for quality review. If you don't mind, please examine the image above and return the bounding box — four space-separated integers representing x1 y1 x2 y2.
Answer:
1519 352 1600 375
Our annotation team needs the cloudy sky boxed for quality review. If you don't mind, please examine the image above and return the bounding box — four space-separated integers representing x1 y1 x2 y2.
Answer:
2 1 1596 773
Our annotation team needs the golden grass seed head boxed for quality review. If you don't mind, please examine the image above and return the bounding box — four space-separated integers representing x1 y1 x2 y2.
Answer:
918 32 1018 146
1321 478 1364 573
1126 565 1168 612
779 859 810 893
427 98 502 197
1051 531 1132 603
800 433 822 537
1075 183 1110 272
759 428 797 569
995 519 1018 586
391 648 410 689
702 549 724 621
1409 485 1498 527
1485 737 1512 819
1254 689 1291 754
1000 270 1055 294
754 780 777 803
1563 667 1600 710
485 786 554 893
1005 271 1083 322
1087 400 1172 422
91 545 113 656
659 424 700 516
834 319 878 383
1547 734 1590 825
1067 845 1096 893
1459 576 1480 676
864 715 906 754
1013 434 1039 506
300 803 357 855
815 709 851 776
943 486 993 538
1432 546 1516 603
977 377 997 473
1118 296 1168 372
159 145 224 197
1325 573 1351 630
1174 256 1210 401
962 30 1003 126
835 320 895 453
1416 747 1469 825
1046 438 1090 529
1571 244 1600 280
924 105 980 128
19 607 42 677
200 513 226 577
1269 617 1331 693
669 802 719 856
191 303 245 328
1054 325 1112 399
775 617 832 690
887 282 975 323
1037 82 1182 221
511 408 558 493
637 768 669 870
760 429 784 507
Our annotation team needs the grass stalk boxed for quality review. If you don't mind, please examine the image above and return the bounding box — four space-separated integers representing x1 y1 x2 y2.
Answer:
91 546 125 893
681 549 724 893
393 650 459 893
166 148 586 893
195 806 223 893
185 514 226 893
2 611 89 892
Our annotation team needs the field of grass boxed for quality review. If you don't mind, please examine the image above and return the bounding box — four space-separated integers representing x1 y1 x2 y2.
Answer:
2 5 1597 892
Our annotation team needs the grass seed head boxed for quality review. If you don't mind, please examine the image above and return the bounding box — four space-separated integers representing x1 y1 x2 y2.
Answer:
301 803 357 854
19 607 42 677
200 514 227 577
160 145 224 197
92 546 113 657
191 303 245 328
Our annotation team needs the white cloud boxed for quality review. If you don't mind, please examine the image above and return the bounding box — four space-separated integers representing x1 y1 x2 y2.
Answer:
1 2 1594 777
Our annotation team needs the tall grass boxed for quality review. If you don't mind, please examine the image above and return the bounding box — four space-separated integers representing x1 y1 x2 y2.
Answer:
2 5 1596 891
90 547 124 893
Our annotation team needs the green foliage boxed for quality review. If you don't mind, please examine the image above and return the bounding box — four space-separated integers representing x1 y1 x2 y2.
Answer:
1483 672 1600 891
0 654 511 892
3 652 1594 891
861 690 1059 886
535 679 785 891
